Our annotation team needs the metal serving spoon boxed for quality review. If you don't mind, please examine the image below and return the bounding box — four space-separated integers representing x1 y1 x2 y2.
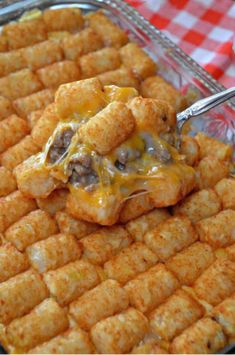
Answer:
177 86 235 132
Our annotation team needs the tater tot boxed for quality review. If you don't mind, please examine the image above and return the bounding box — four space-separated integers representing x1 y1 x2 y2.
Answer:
119 192 155 223
80 226 132 265
149 164 196 208
0 35 8 52
195 132 233 161
62 28 103 60
0 50 26 77
23 40 63 70
36 60 80 89
0 96 14 121
131 338 167 354
15 153 59 198
141 76 187 111
166 242 214 286
27 110 43 129
193 259 235 306
26 233 81 273
173 188 221 223
43 8 84 32
87 11 128 48
170 317 226 354
0 190 36 233
69 279 129 329
80 47 121 78
36 189 68 216
98 66 140 89
6 298 69 352
149 289 204 341
5 209 58 251
3 17 47 50
104 242 158 284
0 167 16 196
91 307 148 354
0 135 40 170
180 135 200 166
55 77 105 119
125 264 179 313
55 211 98 239
0 269 48 324
0 69 43 100
195 209 235 249
13 89 54 119
125 208 170 242
195 155 229 190
43 259 100 306
144 216 198 262
120 43 157 79
226 243 235 261
79 101 135 155
215 178 235 210
0 115 29 153
211 293 235 338
28 327 94 354
31 103 59 148
0 242 29 283
128 97 176 133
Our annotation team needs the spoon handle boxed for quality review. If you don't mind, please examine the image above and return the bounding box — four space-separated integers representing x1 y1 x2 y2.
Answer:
177 87 235 131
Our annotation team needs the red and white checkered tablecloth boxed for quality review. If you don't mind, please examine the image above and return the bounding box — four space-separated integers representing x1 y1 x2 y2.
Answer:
125 0 235 88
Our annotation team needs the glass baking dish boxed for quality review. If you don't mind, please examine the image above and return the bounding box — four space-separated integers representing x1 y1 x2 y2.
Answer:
0 0 234 354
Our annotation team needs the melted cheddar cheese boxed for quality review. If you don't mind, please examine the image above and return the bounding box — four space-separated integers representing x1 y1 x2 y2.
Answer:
38 84 194 212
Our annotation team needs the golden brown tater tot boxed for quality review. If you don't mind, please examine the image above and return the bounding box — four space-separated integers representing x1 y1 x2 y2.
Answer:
215 178 235 210
173 188 221 223
120 42 157 79
195 132 233 161
0 96 15 121
98 66 140 90
43 8 84 32
170 317 226 354
91 307 148 354
6 298 69 352
3 17 47 50
125 208 170 242
62 28 103 60
36 189 68 216
144 216 198 261
13 89 54 119
0 135 40 171
80 47 121 78
195 209 235 249
0 50 26 77
0 269 48 325
87 11 128 48
0 114 29 153
180 135 200 166
69 279 129 330
193 259 235 306
104 242 158 284
43 259 100 306
0 167 16 197
119 192 155 223
141 75 187 111
36 60 80 89
0 190 36 233
166 242 214 285
26 233 82 273
125 264 179 313
5 209 58 251
55 211 98 239
0 242 29 283
79 101 135 155
149 289 204 341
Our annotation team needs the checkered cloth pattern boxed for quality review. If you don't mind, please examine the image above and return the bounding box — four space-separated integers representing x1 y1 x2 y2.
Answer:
125 0 235 88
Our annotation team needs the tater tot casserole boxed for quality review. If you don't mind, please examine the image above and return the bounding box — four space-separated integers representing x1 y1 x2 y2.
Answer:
0 5 234 355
